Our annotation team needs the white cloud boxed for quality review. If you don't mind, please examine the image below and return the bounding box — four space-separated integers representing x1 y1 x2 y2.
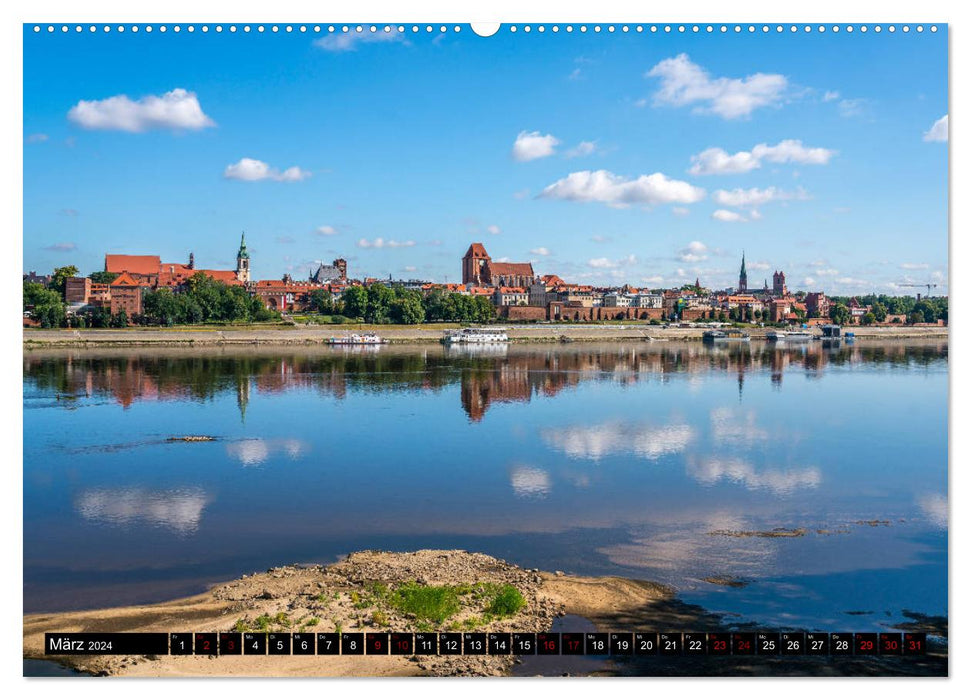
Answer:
590 234 612 243
646 53 788 119
26 133 48 143
539 169 705 208
748 260 770 271
678 241 708 262
838 98 866 118
486 225 502 235
315 225 338 236
671 206 690 216
815 268 839 276
565 140 598 158
712 209 747 223
588 254 636 269
900 262 930 270
923 115 948 142
512 130 560 161
823 90 840 102
713 186 806 208
403 265 417 272
68 88 215 132
357 237 416 249
312 29 405 52
689 139 835 175
530 246 551 256
689 147 761 175
802 277 816 286
224 158 311 182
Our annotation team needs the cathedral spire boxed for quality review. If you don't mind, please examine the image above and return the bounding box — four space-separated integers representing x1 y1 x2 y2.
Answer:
738 251 748 292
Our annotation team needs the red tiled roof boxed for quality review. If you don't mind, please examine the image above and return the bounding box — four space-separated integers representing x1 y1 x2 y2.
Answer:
464 243 489 259
488 261 534 277
110 271 142 287
105 255 161 275
197 270 242 284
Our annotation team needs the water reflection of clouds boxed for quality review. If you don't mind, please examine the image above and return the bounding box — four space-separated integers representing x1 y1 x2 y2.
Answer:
687 456 821 495
917 493 947 529
710 407 768 446
542 422 694 461
599 514 775 577
225 438 308 467
509 465 552 499
74 487 209 534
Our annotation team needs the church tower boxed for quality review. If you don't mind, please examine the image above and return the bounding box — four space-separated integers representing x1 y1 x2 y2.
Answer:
236 233 251 283
738 252 748 292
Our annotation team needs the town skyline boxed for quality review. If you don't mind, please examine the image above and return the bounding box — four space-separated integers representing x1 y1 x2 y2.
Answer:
24 25 948 295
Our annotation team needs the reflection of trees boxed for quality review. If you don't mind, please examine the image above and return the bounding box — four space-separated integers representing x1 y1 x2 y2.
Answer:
23 341 947 420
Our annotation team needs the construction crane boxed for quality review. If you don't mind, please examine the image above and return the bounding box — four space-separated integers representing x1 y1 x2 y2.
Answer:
899 283 939 298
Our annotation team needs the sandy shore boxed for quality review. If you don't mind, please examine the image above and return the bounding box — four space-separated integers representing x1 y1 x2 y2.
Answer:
23 324 948 348
24 550 946 677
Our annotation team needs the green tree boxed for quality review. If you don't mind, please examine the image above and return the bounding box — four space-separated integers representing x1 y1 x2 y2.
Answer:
390 295 425 324
829 303 851 326
50 265 79 297
88 271 118 284
871 302 888 323
908 309 925 325
341 286 368 319
111 309 129 328
308 289 334 314
142 288 182 326
861 311 876 326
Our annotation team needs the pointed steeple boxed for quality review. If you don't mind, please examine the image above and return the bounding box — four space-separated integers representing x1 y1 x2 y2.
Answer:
738 251 748 292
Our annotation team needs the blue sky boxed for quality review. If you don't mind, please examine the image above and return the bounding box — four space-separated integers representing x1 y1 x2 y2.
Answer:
23 24 948 294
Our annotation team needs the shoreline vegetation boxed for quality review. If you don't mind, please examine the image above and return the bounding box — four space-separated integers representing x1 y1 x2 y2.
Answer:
24 549 946 677
23 324 948 349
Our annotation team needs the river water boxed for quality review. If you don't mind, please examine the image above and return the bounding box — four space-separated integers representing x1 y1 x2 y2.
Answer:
23 340 948 634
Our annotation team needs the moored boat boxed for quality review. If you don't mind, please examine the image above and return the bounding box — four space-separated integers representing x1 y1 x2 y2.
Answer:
442 327 510 344
703 329 751 343
328 333 387 345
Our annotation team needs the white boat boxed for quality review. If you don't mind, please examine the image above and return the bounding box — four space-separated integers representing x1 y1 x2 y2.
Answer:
442 327 509 344
766 331 787 342
786 331 814 342
328 333 387 345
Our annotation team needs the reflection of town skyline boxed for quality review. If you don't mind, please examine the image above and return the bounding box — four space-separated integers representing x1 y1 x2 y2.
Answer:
24 340 948 421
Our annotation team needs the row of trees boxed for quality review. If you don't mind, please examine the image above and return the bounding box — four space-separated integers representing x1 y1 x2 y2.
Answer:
140 274 280 325
305 284 496 325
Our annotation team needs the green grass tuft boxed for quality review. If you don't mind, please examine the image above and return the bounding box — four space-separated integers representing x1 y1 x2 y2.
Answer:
484 584 526 618
389 582 461 624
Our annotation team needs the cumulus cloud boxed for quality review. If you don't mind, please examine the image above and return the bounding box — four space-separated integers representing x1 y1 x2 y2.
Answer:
711 209 747 223
75 487 210 534
689 140 834 175
823 90 840 102
542 421 695 461
512 130 560 161
357 238 416 249
588 254 637 269
679 241 708 262
43 242 77 252
646 53 788 119
713 186 806 208
686 457 821 495
837 98 866 118
486 225 502 235
224 158 311 182
315 225 339 236
539 169 705 208
900 262 929 270
923 115 948 142
565 140 598 158
313 29 405 52
710 407 768 446
68 88 215 132
530 247 551 256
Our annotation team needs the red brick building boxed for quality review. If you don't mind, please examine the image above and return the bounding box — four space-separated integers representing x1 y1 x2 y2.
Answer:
109 272 150 317
462 243 535 288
